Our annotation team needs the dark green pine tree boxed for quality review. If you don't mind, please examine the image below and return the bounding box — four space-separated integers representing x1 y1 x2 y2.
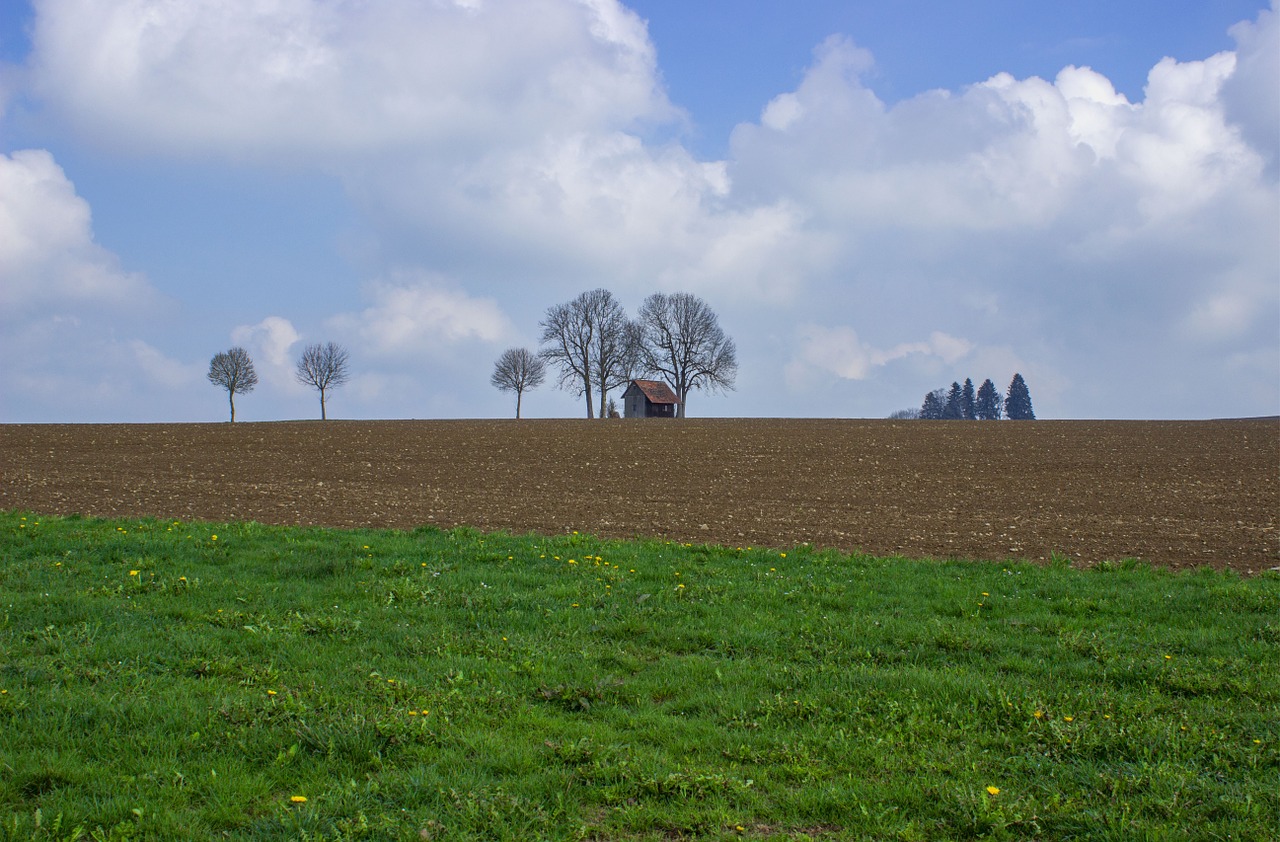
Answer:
943 382 964 419
1005 373 1036 420
975 378 1001 420
921 389 945 420
961 378 976 420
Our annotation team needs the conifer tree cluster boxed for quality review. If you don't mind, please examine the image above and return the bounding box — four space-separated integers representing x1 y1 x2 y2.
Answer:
918 374 1035 420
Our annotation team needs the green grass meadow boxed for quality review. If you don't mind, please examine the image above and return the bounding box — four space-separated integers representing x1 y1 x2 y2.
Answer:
1 511 1277 840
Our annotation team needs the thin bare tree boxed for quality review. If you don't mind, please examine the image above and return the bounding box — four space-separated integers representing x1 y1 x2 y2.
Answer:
491 347 546 419
636 292 737 418
539 288 636 419
207 346 258 422
295 341 350 420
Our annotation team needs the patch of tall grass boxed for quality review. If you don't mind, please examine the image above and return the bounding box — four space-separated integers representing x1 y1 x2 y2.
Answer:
1 511 1276 840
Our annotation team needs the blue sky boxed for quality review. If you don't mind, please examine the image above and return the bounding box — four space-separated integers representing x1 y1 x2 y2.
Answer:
1 0 1276 422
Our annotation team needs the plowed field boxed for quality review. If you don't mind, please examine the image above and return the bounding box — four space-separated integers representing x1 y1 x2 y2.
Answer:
2 419 1276 572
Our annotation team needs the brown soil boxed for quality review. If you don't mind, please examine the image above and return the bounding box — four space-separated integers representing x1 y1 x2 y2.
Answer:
2 419 1276 572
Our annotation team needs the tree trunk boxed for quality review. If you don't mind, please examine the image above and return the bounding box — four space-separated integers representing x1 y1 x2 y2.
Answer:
677 387 687 419
229 392 236 423
516 389 522 420
320 389 327 420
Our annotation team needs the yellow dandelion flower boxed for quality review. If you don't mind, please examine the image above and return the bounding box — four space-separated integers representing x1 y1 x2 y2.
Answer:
129 570 139 576
211 535 218 541
1033 710 1043 719
290 795 307 803
986 786 1000 796
1064 716 1074 722
267 690 277 696
780 552 787 558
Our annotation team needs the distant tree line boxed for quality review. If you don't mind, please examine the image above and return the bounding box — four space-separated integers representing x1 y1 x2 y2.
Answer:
894 373 1035 421
207 341 350 421
492 289 737 419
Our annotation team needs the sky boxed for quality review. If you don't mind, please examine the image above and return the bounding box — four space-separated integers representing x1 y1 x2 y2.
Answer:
1 0 1276 423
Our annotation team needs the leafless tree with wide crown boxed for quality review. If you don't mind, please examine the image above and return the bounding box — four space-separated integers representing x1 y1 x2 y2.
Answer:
295 341 350 420
490 347 546 419
539 288 638 419
207 346 258 422
636 292 737 418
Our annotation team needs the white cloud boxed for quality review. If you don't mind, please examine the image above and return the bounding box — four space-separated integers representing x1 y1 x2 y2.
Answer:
231 315 300 367
230 315 302 391
28 0 675 161
787 325 974 383
128 339 202 389
0 148 208 422
0 149 155 316
1222 1 1280 167
729 29 1276 417
330 269 513 359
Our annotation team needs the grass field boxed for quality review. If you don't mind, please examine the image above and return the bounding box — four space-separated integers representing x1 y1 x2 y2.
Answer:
1 511 1277 840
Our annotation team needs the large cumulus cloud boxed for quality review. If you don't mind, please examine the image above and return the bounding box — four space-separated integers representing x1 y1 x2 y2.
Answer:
734 26 1277 416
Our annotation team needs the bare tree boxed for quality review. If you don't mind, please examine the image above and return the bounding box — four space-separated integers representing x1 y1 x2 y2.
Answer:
295 341 350 420
539 289 636 419
636 292 737 418
207 346 258 422
491 347 546 419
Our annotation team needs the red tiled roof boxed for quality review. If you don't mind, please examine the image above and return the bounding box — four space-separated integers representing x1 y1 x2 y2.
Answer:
631 379 679 404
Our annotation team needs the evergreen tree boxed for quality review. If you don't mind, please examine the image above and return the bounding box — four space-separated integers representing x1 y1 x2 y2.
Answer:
920 389 945 420
975 378 1002 420
943 382 964 420
961 378 976 420
1005 373 1035 420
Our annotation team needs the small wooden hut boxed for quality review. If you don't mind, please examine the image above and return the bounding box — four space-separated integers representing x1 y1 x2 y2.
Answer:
622 379 679 418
